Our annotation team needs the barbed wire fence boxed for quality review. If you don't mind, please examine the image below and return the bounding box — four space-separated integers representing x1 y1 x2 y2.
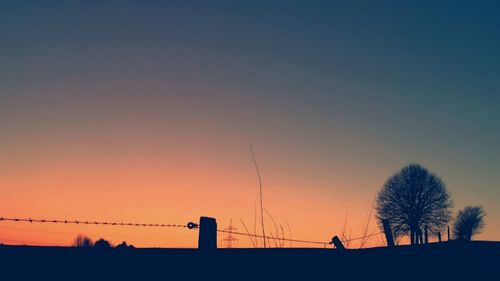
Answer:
0 217 188 228
217 228 383 248
0 216 384 248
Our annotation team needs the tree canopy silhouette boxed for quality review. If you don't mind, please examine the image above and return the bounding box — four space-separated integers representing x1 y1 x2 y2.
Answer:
453 206 485 241
115 241 135 249
94 239 112 249
376 164 452 244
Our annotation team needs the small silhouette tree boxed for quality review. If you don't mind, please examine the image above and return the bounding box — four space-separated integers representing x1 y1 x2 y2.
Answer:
453 206 485 241
94 238 112 249
73 234 93 247
376 164 452 244
115 241 135 249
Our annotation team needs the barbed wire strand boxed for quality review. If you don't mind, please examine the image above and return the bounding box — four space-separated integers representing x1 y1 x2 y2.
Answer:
0 217 187 228
1 216 384 247
217 229 384 246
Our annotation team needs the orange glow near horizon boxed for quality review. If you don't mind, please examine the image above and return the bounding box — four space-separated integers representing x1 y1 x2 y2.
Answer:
0 138 389 248
0 142 491 248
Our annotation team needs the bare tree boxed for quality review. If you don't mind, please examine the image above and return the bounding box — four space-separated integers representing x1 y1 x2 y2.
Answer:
376 164 452 245
453 206 485 241
73 234 93 247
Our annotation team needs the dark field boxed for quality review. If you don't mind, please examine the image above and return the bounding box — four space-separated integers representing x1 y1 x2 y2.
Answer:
1 241 498 280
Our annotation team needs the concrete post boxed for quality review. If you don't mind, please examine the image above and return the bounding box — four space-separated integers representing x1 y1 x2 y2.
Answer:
198 216 217 250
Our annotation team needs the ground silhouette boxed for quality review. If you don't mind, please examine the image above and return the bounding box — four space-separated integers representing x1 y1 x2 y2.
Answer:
0 241 498 280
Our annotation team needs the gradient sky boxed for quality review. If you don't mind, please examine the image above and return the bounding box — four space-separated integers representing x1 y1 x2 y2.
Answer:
1 0 499 248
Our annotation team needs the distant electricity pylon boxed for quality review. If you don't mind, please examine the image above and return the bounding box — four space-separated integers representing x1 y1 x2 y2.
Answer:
220 219 238 248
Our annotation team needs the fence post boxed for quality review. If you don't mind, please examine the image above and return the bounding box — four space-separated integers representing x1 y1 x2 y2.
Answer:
198 216 217 250
418 228 423 245
437 232 442 243
424 225 428 244
331 236 345 250
447 226 451 241
382 219 394 247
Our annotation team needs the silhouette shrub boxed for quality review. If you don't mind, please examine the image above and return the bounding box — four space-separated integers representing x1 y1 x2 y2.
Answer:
453 206 485 241
115 241 134 249
94 238 112 249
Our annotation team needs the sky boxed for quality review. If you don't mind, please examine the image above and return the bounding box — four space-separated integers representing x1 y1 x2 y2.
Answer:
1 0 499 248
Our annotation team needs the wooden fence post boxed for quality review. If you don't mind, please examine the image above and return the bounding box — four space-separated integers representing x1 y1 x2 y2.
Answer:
198 216 217 250
382 219 394 247
424 225 428 244
437 232 442 243
447 226 451 241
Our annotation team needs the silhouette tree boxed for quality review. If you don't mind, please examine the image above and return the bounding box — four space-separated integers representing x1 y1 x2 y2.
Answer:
376 164 452 244
94 238 112 249
72 234 93 247
453 206 485 241
115 241 134 249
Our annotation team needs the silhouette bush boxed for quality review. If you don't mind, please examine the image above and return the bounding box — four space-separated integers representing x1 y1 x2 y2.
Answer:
376 164 452 244
94 238 112 249
72 234 93 247
453 206 485 241
115 241 135 249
